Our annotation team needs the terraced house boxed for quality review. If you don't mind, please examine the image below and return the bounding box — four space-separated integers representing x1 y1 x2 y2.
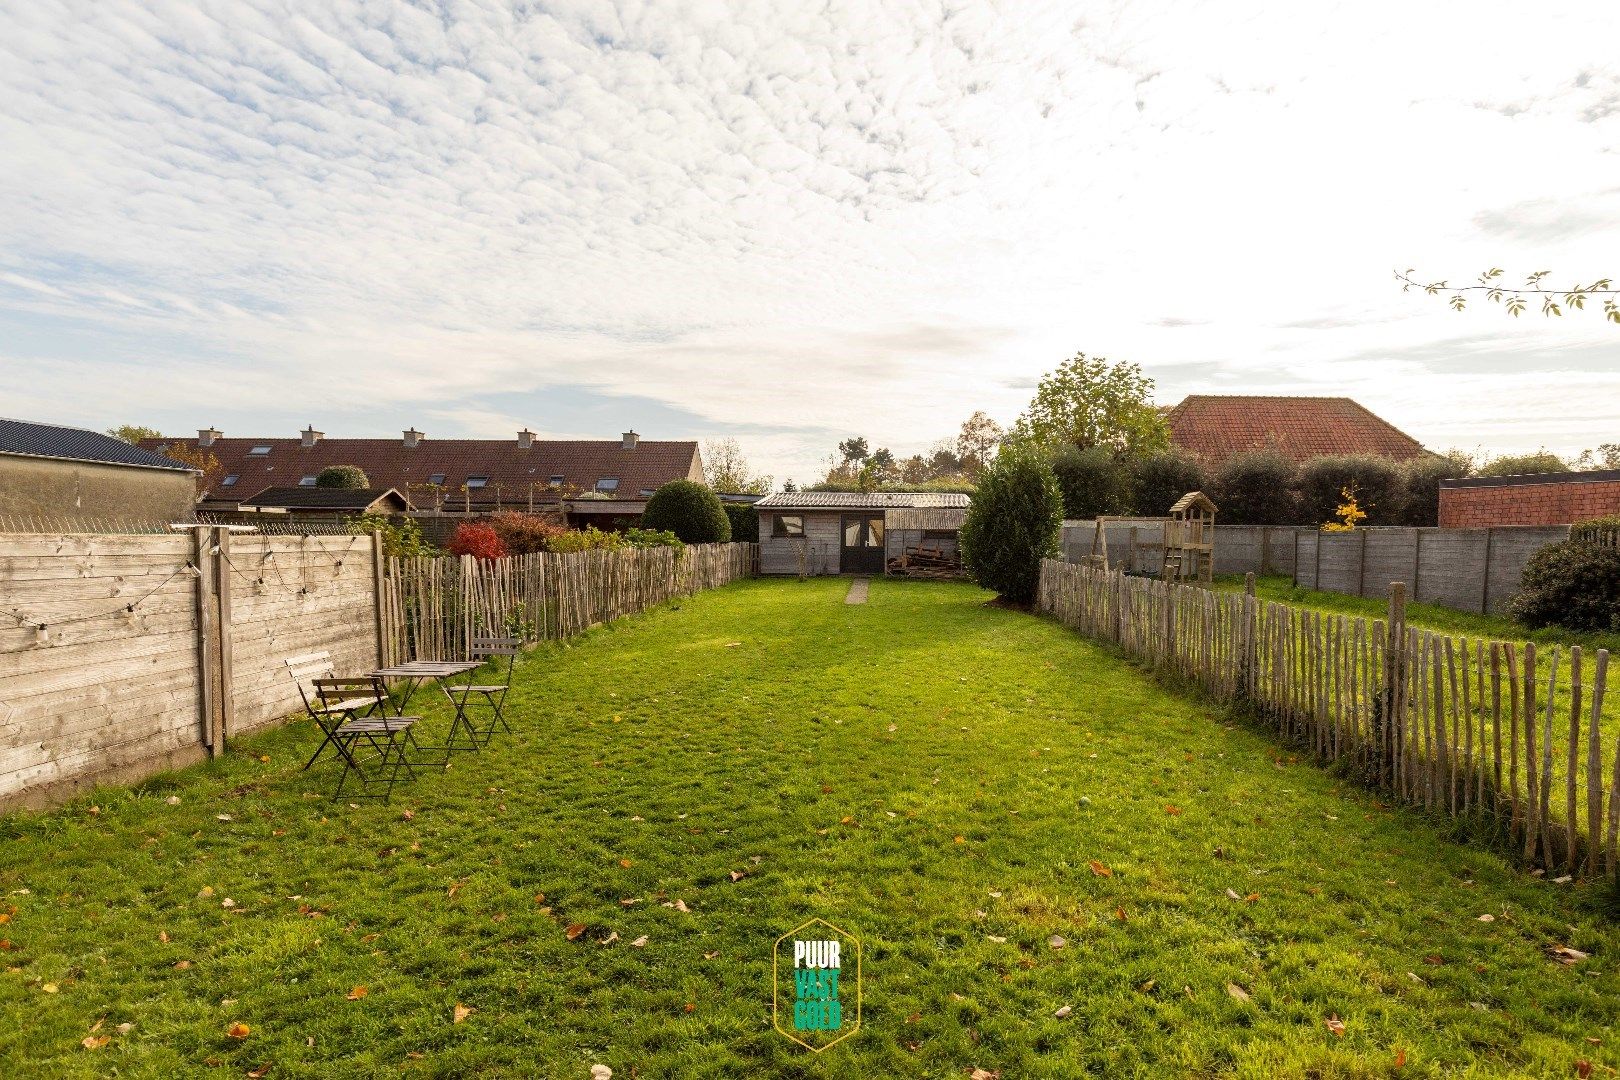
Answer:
145 427 704 530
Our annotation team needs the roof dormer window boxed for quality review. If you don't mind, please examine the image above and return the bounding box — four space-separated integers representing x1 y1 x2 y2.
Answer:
249 445 272 456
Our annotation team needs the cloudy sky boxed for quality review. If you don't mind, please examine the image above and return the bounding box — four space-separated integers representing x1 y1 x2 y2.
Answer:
3 1 1618 483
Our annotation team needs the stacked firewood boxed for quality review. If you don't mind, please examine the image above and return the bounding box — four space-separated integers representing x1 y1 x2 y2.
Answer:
886 545 962 578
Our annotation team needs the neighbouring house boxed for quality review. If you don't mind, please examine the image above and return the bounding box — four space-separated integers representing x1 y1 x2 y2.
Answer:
1165 395 1430 465
0 417 199 523
1439 469 1620 528
756 491 969 576
144 427 704 529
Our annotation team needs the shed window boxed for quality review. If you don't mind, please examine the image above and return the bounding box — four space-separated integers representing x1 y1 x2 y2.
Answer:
428 473 446 486
772 514 806 538
466 476 489 489
595 477 620 492
922 529 956 542
248 445 272 456
220 474 239 487
299 475 318 486
548 475 565 488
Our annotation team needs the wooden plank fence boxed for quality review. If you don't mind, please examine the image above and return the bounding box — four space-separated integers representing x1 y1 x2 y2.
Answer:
379 543 758 663
1036 558 1618 878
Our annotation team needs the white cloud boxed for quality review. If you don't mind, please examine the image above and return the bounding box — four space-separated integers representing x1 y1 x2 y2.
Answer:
1 0 1618 479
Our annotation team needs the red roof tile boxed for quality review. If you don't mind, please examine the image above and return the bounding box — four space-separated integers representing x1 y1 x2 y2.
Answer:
141 435 704 504
1166 396 1428 464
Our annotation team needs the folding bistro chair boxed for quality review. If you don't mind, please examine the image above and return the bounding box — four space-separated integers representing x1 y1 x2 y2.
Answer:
443 636 519 744
286 652 381 770
311 676 421 801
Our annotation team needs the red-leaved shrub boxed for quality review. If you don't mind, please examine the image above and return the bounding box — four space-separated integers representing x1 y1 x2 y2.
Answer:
487 511 567 555
446 523 507 561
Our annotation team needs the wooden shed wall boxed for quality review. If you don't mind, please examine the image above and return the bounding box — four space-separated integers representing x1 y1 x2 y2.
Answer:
759 511 841 575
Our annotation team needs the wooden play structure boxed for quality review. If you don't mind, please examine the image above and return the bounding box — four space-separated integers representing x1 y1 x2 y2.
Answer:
1074 491 1217 583
1162 490 1217 582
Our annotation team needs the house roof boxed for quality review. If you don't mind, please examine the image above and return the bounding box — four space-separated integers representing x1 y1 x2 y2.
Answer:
1 418 195 472
1166 396 1428 463
888 507 967 530
238 486 410 511
141 435 703 503
757 491 970 510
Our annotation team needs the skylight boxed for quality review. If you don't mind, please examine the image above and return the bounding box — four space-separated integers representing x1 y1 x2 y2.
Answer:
248 445 272 455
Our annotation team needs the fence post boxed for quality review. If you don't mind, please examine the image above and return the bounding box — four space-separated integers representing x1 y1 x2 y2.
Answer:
191 527 221 758
213 526 235 747
1241 572 1257 699
370 529 387 666
1377 582 1408 788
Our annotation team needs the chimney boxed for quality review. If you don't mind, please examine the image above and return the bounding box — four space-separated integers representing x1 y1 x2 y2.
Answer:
403 427 423 449
300 424 323 448
622 430 640 450
517 427 536 450
197 427 220 448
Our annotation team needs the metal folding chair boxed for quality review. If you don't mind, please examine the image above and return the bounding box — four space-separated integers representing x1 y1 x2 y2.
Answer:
443 636 519 744
312 676 421 802
287 652 380 770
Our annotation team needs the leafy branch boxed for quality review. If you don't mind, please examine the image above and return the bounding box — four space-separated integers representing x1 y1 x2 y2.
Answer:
1395 268 1620 323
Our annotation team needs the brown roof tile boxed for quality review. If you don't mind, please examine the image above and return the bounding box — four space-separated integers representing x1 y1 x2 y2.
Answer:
1166 396 1428 464
142 435 703 503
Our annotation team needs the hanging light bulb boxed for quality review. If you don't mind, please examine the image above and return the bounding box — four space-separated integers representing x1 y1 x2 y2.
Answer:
34 623 49 646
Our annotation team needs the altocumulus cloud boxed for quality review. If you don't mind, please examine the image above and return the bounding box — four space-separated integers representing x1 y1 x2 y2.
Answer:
2 0 1618 476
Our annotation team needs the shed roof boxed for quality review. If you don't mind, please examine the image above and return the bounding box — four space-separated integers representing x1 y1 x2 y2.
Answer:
238 486 409 511
756 491 970 510
0 418 196 472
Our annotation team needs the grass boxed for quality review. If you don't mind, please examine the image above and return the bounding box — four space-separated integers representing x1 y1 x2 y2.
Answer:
1 577 1617 1078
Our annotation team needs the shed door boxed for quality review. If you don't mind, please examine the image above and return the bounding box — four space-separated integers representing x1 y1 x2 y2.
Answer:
840 514 885 574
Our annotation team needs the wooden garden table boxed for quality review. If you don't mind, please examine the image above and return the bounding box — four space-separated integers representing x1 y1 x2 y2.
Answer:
370 660 485 754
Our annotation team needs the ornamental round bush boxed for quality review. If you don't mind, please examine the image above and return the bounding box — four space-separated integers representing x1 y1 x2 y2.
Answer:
958 444 1063 605
446 522 507 561
641 480 731 543
315 464 369 489
1507 541 1620 633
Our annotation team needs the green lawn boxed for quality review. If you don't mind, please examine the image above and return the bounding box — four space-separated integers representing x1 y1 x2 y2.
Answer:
2 578 1616 1078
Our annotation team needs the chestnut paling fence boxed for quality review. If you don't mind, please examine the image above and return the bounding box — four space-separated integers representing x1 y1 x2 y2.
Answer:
379 543 759 664
1036 559 1618 878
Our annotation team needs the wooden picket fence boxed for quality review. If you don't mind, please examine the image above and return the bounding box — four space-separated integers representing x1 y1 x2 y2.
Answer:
1036 559 1618 878
379 543 758 664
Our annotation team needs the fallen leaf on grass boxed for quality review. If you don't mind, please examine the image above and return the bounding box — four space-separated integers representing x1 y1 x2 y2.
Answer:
453 1003 473 1024
618 859 632 868
1325 1014 1345 1037
1047 935 1066 949
173 961 192 970
247 1065 272 1079
1244 893 1259 903
953 836 965 844
1115 907 1128 922
81 1036 110 1050
684 1003 696 1013
590 1067 612 1080
116 1023 134 1035
1053 1005 1072 1019
1164 805 1183 816
158 931 170 943
729 871 746 882
227 1022 251 1040
346 986 368 1000
565 923 587 941
1576 1062 1592 1079
1088 861 1112 877
1548 945 1590 965
1225 983 1252 1003
630 936 648 948
986 935 1006 943
1393 1048 1407 1068
969 1069 1001 1080
703 950 719 959
1225 889 1242 901
1476 913 1495 922
599 932 620 946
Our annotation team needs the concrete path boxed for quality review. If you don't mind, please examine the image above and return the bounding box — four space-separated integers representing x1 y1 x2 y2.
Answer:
844 577 870 605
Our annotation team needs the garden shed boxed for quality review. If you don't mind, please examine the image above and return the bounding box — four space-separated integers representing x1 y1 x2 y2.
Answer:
756 491 970 576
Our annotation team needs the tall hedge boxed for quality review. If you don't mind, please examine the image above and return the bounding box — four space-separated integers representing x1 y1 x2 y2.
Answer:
641 480 731 544
959 445 1063 605
1394 456 1461 527
1212 450 1300 525
1130 450 1207 516
1050 445 1130 519
723 502 759 543
1297 455 1404 527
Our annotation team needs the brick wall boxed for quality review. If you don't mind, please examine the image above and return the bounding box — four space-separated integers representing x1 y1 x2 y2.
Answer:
1439 470 1620 528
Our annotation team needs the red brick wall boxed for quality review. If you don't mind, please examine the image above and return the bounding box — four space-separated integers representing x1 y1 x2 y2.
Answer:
1440 476 1620 527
